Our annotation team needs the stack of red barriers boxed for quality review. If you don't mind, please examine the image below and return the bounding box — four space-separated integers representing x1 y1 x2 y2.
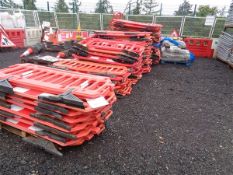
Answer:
93 30 153 41
0 64 116 148
110 19 162 42
109 19 162 64
1 15 164 155
57 38 149 83
92 31 155 72
20 56 133 96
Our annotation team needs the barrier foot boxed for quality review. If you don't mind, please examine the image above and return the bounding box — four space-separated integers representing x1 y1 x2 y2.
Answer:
0 79 14 94
23 136 63 157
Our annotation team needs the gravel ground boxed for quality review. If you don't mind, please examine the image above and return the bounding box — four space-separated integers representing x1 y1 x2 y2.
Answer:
0 50 233 175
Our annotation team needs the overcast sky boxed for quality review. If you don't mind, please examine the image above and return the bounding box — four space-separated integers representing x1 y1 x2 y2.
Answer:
13 0 232 15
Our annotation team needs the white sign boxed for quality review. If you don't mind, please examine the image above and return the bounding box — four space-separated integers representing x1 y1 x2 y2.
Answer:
1 33 15 47
11 105 24 112
205 16 215 26
87 96 109 109
42 21 51 29
13 87 29 93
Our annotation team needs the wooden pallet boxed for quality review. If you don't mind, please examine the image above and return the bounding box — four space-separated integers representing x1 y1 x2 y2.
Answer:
0 122 29 138
160 60 192 67
0 122 63 156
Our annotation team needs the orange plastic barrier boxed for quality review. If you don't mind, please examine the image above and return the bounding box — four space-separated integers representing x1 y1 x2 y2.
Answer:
53 59 133 96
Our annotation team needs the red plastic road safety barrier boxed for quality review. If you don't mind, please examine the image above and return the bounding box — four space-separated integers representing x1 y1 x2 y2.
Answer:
110 19 162 43
0 63 114 99
110 19 163 33
0 63 117 148
92 31 158 68
109 18 162 64
55 38 146 80
5 28 25 48
93 30 152 41
93 30 160 43
80 38 145 56
57 30 89 42
183 38 214 58
72 54 143 81
81 37 155 72
53 59 133 96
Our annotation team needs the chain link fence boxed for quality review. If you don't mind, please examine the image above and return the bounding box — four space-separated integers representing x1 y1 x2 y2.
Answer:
127 15 154 23
79 13 101 30
37 11 57 27
212 18 226 38
102 14 113 30
56 13 78 29
0 8 226 38
155 16 183 35
20 10 39 27
0 8 40 28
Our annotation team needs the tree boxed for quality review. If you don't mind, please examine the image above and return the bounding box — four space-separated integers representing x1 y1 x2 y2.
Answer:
23 0 37 10
0 0 22 8
69 0 81 13
142 0 159 15
196 5 218 17
218 6 226 17
55 0 69 13
132 0 142 14
95 0 113 13
175 0 193 16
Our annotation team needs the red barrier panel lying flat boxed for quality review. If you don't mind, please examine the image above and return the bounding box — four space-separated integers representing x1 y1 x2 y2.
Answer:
110 19 163 33
93 30 160 43
80 37 145 56
0 63 113 99
72 54 143 81
53 59 133 96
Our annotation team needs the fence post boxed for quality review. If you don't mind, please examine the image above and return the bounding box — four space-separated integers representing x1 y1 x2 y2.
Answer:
125 14 128 20
77 12 80 26
209 17 217 38
100 13 103 30
54 12 59 29
180 16 186 36
36 11 41 28
152 14 156 24
33 10 40 28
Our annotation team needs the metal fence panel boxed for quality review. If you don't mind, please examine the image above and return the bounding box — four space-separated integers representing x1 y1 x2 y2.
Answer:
182 17 212 37
37 11 57 28
127 15 153 23
155 16 183 35
212 18 226 38
0 8 14 14
102 14 127 30
79 13 101 30
102 14 113 30
0 9 39 28
56 13 78 29
0 8 228 38
17 10 39 28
